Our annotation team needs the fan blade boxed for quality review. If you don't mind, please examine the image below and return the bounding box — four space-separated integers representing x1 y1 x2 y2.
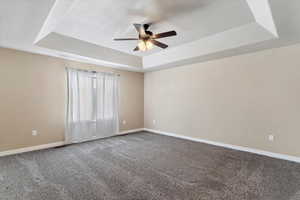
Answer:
153 31 177 39
151 39 168 49
133 46 139 51
114 38 138 41
133 24 142 33
133 23 146 36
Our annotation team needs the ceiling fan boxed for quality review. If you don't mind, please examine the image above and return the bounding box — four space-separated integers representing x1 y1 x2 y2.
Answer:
114 23 177 51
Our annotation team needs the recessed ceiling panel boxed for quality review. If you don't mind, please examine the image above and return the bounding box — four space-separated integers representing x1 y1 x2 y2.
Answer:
2 0 300 72
51 0 255 56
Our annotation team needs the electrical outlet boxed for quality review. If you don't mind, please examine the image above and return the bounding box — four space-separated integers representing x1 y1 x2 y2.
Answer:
32 130 38 136
122 120 126 125
268 134 274 142
153 120 156 125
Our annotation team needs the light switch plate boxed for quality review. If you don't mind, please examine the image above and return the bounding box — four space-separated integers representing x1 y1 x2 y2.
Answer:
268 134 274 141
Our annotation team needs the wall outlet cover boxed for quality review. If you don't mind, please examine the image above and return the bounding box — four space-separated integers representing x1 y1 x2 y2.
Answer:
32 130 38 136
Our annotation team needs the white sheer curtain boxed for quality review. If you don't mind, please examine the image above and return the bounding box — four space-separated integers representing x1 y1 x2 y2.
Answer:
66 68 119 144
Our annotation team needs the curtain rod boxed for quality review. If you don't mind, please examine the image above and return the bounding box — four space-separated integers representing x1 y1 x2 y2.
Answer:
66 67 120 76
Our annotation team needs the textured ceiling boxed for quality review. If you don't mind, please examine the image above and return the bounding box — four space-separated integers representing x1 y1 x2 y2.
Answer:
1 0 300 71
53 0 253 56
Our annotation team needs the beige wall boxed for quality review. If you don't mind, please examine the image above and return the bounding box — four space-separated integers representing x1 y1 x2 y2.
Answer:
2 43 300 158
0 48 144 151
145 43 300 157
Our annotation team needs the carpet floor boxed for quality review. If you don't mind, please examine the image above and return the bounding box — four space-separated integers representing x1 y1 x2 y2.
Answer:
1 131 300 200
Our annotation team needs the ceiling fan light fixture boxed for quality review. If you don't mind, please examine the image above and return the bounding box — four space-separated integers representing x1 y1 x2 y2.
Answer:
146 40 154 49
138 40 146 51
138 40 153 51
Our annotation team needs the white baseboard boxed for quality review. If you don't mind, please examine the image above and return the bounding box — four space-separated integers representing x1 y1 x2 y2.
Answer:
119 128 144 135
0 129 144 157
144 128 300 164
0 141 66 157
3 128 299 164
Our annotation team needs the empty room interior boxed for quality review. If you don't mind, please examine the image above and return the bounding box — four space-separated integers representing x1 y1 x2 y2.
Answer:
2 0 300 199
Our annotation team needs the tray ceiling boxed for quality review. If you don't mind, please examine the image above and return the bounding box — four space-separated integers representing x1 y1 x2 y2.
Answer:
1 0 300 71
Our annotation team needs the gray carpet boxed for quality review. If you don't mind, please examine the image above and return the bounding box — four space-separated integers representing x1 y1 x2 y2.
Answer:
1 131 300 200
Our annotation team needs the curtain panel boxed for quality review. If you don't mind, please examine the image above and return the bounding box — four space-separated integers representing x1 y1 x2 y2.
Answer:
66 68 119 144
